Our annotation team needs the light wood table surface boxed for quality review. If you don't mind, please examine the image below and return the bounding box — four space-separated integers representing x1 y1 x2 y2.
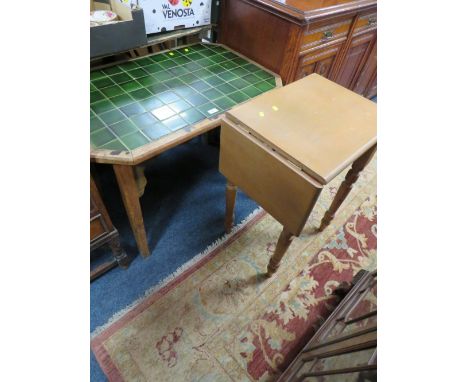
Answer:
220 73 376 276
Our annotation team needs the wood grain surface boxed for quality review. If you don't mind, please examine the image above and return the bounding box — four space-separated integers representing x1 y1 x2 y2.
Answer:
225 74 376 185
220 119 322 236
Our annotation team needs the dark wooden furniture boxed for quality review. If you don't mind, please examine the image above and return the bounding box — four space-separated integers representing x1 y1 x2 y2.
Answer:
278 271 377 381
219 0 377 98
91 176 130 281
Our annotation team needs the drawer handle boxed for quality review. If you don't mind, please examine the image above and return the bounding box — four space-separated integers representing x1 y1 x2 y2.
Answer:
368 17 377 27
322 30 334 40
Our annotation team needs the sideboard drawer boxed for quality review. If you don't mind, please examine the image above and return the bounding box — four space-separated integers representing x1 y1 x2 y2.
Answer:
354 12 377 35
301 18 353 52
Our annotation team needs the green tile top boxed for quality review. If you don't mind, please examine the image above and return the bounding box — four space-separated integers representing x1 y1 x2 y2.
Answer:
90 43 277 152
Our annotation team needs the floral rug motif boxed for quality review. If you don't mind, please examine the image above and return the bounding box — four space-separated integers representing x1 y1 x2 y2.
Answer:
91 158 376 381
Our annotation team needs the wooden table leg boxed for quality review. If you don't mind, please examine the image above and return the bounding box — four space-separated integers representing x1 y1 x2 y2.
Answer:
266 227 294 276
319 146 376 231
113 164 150 257
225 181 237 233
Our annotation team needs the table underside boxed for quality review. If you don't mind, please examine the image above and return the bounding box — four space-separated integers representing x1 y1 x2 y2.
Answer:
90 43 279 158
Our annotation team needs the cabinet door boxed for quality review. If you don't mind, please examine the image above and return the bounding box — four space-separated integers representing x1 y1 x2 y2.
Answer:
353 35 377 97
295 43 343 81
335 31 376 90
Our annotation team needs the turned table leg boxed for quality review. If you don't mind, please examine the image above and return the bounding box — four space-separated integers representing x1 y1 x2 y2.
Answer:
108 235 131 269
113 164 150 257
225 181 237 233
319 146 376 231
266 227 294 276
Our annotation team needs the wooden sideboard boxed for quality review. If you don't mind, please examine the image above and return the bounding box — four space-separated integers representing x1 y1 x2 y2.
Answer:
219 0 377 98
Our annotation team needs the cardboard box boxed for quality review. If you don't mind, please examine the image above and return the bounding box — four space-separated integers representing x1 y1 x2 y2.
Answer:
90 0 147 58
127 0 212 34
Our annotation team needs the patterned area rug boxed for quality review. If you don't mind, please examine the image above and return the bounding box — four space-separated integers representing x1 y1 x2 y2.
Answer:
91 157 376 381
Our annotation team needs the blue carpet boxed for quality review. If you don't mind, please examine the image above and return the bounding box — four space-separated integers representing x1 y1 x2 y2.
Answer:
90 133 258 381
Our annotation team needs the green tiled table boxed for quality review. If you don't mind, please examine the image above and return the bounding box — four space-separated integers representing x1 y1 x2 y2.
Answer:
90 43 282 257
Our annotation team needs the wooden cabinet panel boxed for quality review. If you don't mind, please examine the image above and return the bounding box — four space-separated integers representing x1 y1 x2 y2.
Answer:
354 11 377 35
90 179 113 245
219 0 299 80
353 37 377 96
90 176 130 281
335 31 376 89
296 43 343 80
301 17 353 52
90 216 107 241
365 71 377 98
90 196 99 217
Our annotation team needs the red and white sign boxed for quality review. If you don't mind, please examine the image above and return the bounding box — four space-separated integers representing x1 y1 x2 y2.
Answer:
124 0 212 34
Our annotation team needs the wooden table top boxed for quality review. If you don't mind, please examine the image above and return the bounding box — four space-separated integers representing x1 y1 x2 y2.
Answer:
241 0 376 21
90 43 282 165
225 73 376 185
267 0 363 12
